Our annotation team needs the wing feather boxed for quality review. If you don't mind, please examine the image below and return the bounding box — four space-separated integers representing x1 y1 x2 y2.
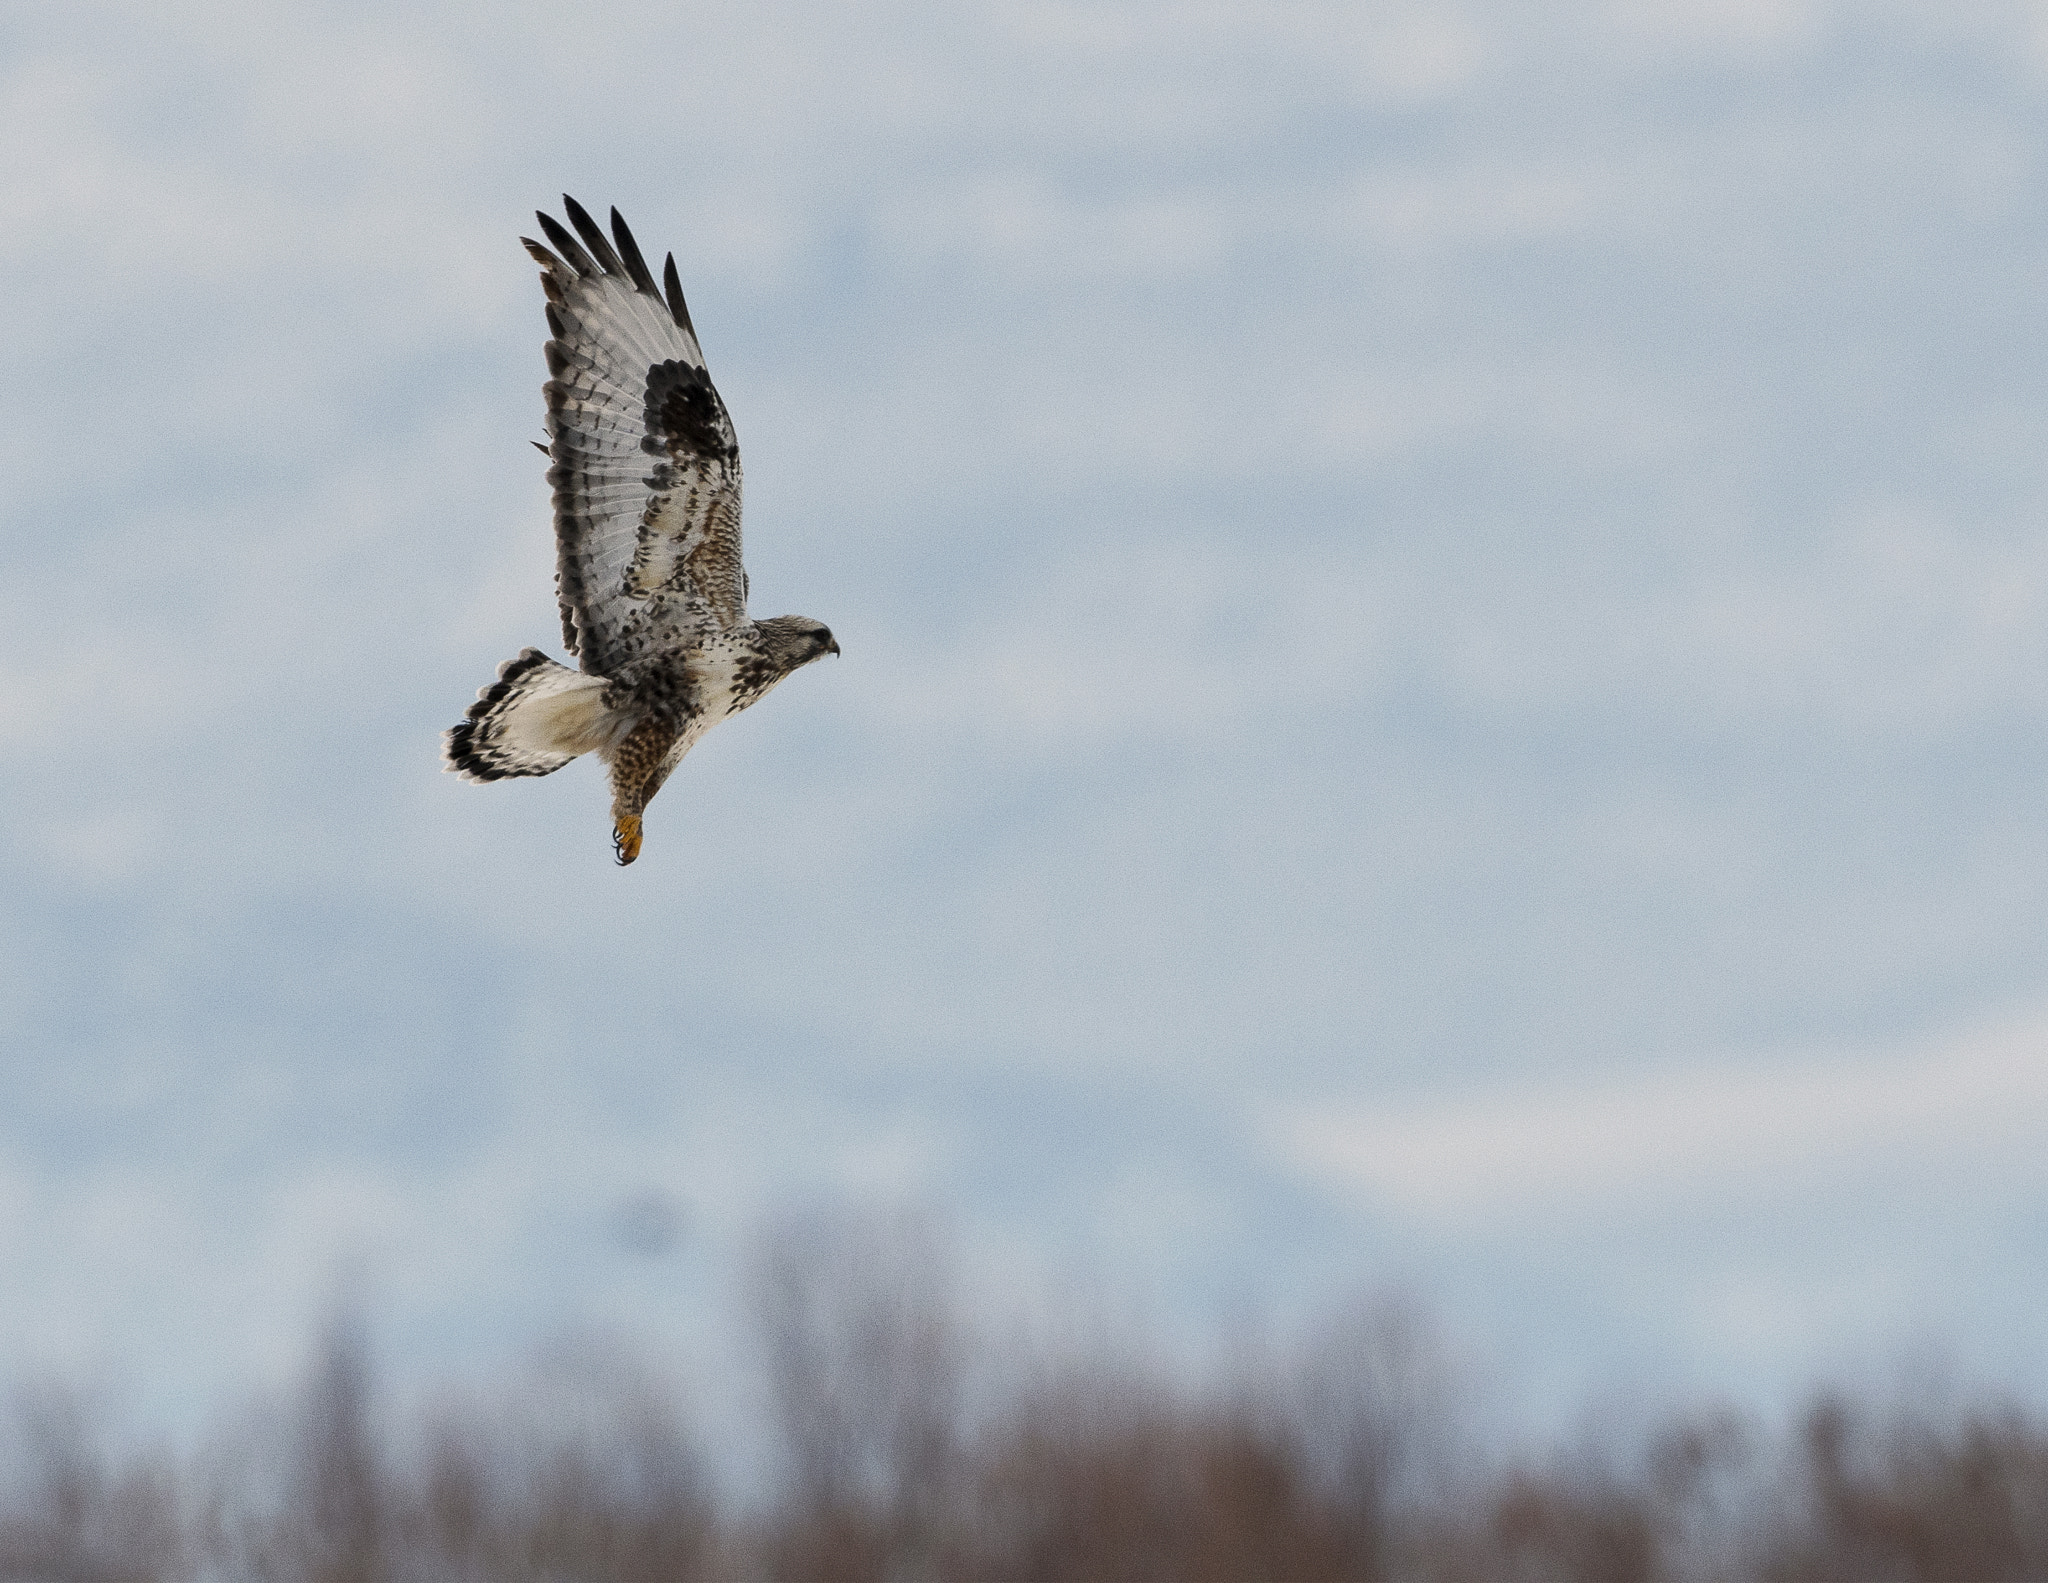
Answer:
532 199 744 671
534 213 599 277
609 207 660 297
662 253 697 339
562 195 627 278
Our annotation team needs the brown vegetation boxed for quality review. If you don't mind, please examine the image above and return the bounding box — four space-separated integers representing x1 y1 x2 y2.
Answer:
3 1214 2044 1582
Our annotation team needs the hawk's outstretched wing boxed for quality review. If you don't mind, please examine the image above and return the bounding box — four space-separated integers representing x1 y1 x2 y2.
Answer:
525 197 748 676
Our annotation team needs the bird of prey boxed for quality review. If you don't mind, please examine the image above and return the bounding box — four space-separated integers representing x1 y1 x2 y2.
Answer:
444 197 838 864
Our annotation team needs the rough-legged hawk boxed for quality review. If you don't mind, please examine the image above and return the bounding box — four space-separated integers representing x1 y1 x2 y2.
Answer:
444 197 837 864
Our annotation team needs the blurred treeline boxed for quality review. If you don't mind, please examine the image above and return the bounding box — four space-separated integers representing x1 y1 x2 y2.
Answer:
4 1210 2046 1582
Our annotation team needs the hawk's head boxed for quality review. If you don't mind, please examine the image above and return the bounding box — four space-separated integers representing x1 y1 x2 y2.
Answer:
756 615 841 673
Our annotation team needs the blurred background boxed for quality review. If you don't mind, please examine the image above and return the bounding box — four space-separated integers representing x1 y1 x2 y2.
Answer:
4 0 2048 1572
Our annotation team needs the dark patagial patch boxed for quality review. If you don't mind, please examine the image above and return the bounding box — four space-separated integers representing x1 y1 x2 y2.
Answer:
644 360 737 463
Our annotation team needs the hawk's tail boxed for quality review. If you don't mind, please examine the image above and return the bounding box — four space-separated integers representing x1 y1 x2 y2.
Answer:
443 648 614 782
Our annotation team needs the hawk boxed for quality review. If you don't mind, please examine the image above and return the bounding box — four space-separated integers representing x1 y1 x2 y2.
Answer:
444 197 838 864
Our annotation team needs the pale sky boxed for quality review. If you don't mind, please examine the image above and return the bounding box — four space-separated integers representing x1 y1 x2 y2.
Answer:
4 0 2048 1456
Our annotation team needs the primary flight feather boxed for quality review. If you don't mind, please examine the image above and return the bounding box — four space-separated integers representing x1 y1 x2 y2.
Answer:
443 197 838 864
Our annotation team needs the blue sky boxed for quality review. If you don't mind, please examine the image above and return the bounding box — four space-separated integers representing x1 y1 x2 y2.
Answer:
5 0 2048 1457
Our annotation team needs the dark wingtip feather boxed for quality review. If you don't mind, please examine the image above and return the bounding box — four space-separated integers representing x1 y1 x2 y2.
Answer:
562 195 626 277
545 304 565 339
531 440 550 455
536 212 597 276
610 208 658 296
662 253 697 336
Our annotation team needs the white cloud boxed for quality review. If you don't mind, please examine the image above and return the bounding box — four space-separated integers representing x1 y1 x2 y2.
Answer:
1266 1006 2048 1219
877 178 1232 286
1341 162 1601 250
990 1 1494 113
1602 0 1826 59
1430 510 2048 728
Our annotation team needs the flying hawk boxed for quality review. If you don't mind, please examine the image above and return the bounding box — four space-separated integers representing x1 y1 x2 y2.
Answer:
444 197 838 864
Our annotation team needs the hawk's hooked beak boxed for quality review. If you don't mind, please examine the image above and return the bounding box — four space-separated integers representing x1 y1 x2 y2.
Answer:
826 637 841 656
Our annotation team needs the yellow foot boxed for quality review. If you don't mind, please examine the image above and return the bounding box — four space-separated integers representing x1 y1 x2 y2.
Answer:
613 815 643 866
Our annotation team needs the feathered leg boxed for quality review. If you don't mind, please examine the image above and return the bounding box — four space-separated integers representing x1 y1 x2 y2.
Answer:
606 717 678 865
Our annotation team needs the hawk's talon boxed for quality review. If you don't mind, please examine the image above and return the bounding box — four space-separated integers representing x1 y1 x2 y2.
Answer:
613 816 643 865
